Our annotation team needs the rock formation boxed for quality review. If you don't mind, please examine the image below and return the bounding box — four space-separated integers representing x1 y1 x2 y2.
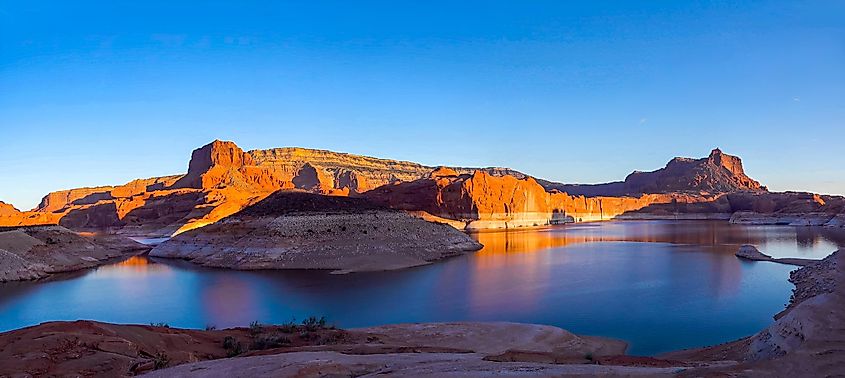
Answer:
150 191 482 273
364 169 698 230
735 244 816 266
727 191 845 227
248 147 528 195
3 141 840 234
172 140 257 190
0 201 20 216
365 170 555 230
0 225 149 281
0 140 532 234
551 148 765 196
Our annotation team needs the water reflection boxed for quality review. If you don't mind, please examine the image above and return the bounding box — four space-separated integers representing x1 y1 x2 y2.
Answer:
97 255 172 275
472 221 844 259
0 221 839 355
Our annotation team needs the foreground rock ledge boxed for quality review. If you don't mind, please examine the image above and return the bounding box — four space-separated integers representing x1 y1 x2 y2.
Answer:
150 191 483 273
0 321 687 378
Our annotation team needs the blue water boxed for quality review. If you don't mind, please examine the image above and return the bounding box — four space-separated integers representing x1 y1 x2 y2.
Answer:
1 221 841 355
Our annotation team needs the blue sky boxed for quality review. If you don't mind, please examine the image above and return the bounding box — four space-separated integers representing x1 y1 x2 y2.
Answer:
1 1 843 210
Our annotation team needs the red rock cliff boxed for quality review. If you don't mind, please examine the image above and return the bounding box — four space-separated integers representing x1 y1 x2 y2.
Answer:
365 169 681 230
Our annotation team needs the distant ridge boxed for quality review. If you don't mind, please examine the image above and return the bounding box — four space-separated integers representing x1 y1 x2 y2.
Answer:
546 148 766 196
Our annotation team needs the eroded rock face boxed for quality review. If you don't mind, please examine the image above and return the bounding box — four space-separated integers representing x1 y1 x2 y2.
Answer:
150 191 482 273
552 149 765 196
0 201 19 217
173 140 256 190
727 191 845 227
364 169 692 230
5 140 838 234
0 140 531 234
246 147 528 195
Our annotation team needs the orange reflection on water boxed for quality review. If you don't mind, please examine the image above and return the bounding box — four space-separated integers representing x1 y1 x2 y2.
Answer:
472 227 623 255
464 229 615 317
96 255 173 275
468 224 747 304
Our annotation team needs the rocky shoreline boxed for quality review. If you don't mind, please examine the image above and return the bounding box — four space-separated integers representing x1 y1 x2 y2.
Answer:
0 225 150 282
735 244 818 266
150 192 482 273
664 249 843 376
731 210 845 228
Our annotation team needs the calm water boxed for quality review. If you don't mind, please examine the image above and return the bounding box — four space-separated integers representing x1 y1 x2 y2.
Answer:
1 221 843 355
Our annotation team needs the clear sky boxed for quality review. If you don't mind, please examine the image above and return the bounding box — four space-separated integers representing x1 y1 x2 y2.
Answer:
1 1 843 210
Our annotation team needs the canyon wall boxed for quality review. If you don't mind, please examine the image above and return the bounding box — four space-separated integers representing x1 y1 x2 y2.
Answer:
364 168 700 230
0 141 533 235
3 141 840 234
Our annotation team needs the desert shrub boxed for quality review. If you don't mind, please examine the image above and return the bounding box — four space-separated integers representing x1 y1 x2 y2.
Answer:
251 333 291 350
205 324 217 331
222 336 244 357
301 316 327 332
149 322 169 328
280 318 298 334
298 330 321 342
249 321 264 335
153 352 170 369
319 331 345 345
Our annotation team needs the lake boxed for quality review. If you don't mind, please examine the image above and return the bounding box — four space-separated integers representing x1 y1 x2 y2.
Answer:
1 220 842 355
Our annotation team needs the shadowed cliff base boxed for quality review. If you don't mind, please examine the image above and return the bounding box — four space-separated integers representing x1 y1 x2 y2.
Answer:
616 190 845 226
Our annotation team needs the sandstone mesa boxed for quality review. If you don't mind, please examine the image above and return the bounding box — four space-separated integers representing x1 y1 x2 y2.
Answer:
2 141 842 236
1 140 843 278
